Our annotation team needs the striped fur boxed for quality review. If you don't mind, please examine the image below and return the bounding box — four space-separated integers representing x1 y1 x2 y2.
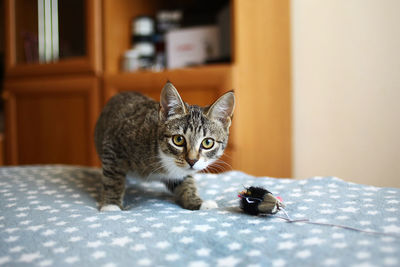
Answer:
94 82 235 210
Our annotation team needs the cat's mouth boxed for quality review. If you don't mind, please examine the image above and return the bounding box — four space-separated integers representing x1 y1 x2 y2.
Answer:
174 160 203 172
159 149 208 177
183 159 209 172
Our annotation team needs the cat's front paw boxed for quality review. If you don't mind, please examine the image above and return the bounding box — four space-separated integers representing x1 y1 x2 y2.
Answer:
200 200 218 210
100 204 122 212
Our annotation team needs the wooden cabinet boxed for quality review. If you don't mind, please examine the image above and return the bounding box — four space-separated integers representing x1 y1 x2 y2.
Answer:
101 0 291 177
4 0 102 76
3 0 291 177
3 76 100 165
3 0 102 166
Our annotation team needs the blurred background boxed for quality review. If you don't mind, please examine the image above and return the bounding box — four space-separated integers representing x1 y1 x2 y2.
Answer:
291 0 400 187
0 0 398 187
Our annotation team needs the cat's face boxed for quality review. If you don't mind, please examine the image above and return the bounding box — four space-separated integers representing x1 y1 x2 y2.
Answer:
157 82 235 177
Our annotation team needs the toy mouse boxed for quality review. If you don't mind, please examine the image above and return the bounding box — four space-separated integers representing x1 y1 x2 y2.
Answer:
238 186 285 215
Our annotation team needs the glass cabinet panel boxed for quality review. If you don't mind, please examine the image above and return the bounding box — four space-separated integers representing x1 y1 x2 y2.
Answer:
58 0 86 59
14 0 86 64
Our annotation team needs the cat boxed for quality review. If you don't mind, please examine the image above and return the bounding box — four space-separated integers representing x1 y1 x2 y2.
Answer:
94 82 235 211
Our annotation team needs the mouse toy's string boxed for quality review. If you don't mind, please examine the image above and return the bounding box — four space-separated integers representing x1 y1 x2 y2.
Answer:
238 187 400 239
271 208 400 239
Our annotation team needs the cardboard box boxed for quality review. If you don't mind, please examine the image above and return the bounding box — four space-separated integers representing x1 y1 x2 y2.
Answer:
166 26 220 69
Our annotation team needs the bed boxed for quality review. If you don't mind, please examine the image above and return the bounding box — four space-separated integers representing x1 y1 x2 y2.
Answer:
1 166 399 266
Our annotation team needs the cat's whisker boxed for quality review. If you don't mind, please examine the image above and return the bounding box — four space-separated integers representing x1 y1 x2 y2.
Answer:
210 163 228 173
204 164 222 174
146 163 166 181
214 159 233 170
221 151 233 160
203 166 216 174
203 167 214 174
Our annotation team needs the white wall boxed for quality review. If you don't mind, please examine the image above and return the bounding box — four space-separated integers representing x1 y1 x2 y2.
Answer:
291 0 400 187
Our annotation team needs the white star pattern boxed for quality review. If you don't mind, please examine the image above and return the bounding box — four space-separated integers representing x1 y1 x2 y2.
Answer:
197 248 211 256
38 259 53 267
332 242 348 249
152 223 165 228
65 256 79 264
0 167 400 267
165 254 180 261
0 256 10 266
356 251 371 259
42 241 57 247
357 240 372 246
171 226 186 233
367 210 379 215
69 236 82 242
189 261 209 267
92 251 106 259
340 207 358 213
97 231 111 237
194 224 214 232
247 250 261 256
261 225 275 231
128 226 141 233
27 225 45 232
252 237 266 243
384 257 398 266
280 233 295 239
53 247 68 253
156 241 171 249
17 252 42 263
217 256 241 267
137 258 152 266
272 259 286 267
9 246 24 253
216 231 228 237
303 237 326 246
296 250 311 259
380 246 396 253
111 237 132 247
332 233 345 239
87 241 104 248
180 236 194 244
323 258 339 266
278 241 297 250
228 242 242 250
41 229 56 236
140 231 153 238
131 244 146 252
382 224 400 233
64 227 78 233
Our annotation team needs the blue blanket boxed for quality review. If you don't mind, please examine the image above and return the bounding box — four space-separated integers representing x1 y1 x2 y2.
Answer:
1 166 399 266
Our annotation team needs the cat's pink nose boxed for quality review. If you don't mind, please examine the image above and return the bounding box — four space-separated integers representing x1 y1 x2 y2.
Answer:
186 159 198 168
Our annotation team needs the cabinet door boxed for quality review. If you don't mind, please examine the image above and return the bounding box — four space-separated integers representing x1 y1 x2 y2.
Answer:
3 76 100 166
5 0 101 76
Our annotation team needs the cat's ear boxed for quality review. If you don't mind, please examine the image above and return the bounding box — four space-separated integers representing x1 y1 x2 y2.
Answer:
206 91 235 128
159 82 187 120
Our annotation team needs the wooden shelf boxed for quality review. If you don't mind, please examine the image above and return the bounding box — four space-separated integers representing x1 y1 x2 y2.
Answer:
103 64 233 103
4 0 102 77
3 0 291 177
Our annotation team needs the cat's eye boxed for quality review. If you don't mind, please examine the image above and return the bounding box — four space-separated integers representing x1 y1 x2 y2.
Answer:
172 135 185 147
201 138 215 149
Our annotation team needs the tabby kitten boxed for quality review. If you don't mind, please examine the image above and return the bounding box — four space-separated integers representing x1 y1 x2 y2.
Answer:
94 82 235 211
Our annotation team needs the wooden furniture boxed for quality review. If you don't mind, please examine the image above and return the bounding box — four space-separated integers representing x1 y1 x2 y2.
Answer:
3 0 102 167
3 76 100 165
3 0 291 177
